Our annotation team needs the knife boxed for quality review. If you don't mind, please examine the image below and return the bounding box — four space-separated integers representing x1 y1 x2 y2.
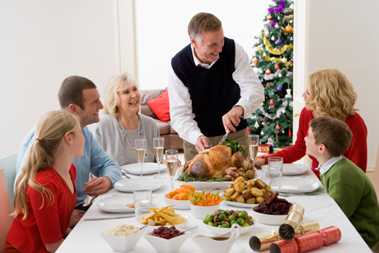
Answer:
83 214 135 221
218 131 230 145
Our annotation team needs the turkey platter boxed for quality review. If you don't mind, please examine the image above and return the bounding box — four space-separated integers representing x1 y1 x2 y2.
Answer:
179 144 255 181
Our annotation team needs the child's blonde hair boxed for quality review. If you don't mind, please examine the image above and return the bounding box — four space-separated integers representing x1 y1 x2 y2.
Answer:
13 110 79 219
306 69 357 120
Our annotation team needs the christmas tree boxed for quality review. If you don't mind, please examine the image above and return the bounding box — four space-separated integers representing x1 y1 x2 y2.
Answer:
248 0 294 148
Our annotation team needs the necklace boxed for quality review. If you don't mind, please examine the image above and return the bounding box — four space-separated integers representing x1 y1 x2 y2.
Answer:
118 114 146 148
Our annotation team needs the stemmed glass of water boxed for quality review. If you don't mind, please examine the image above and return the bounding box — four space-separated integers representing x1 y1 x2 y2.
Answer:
135 138 147 176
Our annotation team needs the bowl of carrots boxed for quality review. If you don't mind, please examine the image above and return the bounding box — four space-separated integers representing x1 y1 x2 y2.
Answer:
165 185 196 210
190 192 223 219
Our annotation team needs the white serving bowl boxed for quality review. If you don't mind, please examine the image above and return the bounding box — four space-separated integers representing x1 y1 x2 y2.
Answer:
101 226 143 252
144 231 191 253
201 222 254 236
251 210 288 225
190 203 220 220
165 196 191 210
176 179 231 191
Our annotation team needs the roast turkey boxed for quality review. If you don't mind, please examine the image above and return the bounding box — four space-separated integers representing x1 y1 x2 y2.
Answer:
183 144 243 178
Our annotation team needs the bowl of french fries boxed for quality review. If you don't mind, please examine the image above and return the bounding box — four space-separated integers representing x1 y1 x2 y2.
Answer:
140 206 187 227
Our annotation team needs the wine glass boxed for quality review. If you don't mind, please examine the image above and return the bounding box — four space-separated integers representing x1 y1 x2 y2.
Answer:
165 149 179 189
135 138 147 176
249 134 260 161
153 137 165 176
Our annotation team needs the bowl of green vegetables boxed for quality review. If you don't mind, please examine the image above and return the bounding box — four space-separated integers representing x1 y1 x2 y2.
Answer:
202 209 254 236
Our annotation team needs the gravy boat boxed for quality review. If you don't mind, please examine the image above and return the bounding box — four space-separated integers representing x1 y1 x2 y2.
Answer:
192 224 240 253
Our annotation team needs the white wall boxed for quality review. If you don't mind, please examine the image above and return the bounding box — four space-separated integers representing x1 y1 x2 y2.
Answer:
305 0 379 169
0 0 121 158
134 0 269 89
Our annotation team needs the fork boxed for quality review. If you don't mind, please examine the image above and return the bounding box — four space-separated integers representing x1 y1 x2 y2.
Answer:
218 131 230 145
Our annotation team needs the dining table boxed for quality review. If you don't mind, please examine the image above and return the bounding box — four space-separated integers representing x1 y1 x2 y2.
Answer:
56 167 372 253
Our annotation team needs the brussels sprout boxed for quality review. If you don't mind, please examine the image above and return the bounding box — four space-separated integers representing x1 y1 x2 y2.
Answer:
237 218 245 226
220 223 230 228
204 215 212 224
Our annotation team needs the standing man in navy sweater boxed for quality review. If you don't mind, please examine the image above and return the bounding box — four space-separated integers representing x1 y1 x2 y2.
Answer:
168 12 264 161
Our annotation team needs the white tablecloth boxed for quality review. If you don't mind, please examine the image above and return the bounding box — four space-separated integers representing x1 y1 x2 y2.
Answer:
57 172 372 253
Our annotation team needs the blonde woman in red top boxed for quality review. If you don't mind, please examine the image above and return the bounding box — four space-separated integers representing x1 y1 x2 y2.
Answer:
256 69 367 176
6 110 84 253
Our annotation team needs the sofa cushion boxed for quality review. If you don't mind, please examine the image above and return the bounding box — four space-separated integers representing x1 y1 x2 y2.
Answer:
140 89 163 105
147 89 170 122
140 104 155 118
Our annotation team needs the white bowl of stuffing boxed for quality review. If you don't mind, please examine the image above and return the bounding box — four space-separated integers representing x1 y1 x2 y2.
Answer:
102 224 144 252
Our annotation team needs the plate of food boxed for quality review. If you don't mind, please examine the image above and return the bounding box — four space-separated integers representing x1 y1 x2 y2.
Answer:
251 193 292 225
202 209 254 235
165 184 196 210
223 177 273 208
114 177 165 192
97 195 135 213
177 143 255 190
122 162 166 175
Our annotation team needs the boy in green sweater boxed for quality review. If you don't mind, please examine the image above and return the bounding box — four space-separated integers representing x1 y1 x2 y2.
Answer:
305 116 379 250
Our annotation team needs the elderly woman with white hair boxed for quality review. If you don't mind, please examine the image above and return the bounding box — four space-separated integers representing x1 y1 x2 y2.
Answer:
95 73 160 165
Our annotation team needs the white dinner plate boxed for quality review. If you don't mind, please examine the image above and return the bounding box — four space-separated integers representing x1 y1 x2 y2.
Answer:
270 176 321 193
114 178 165 192
224 200 258 209
97 195 134 213
122 162 166 175
262 163 309 176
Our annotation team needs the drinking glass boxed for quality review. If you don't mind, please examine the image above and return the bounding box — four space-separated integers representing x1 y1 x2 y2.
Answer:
267 156 283 189
248 134 260 161
133 189 153 221
153 137 165 176
135 138 147 176
165 149 179 189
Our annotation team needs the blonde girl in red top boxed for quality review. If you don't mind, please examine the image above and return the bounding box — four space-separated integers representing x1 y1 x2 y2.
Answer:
256 69 367 176
6 110 84 253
